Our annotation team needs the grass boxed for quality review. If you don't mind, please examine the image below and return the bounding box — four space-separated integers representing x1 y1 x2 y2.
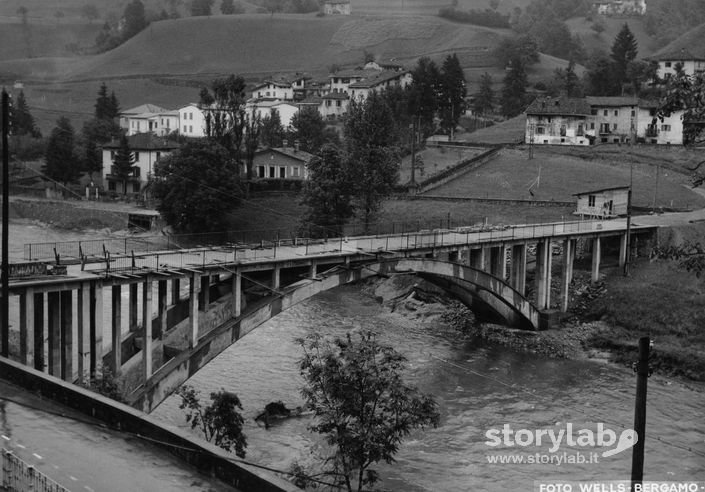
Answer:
582 261 705 381
566 16 660 59
399 145 488 184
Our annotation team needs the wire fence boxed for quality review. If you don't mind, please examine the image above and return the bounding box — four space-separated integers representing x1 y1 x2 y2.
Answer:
1 449 70 492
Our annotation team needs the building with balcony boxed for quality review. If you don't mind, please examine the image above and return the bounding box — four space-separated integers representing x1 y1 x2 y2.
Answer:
525 97 592 146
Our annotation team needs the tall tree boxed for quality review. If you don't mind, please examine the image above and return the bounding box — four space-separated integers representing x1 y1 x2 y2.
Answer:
191 0 214 16
44 117 81 186
500 57 528 117
94 82 112 120
301 144 355 238
297 331 440 492
152 140 242 232
243 113 261 180
584 52 619 96
11 91 41 138
122 0 148 39
474 72 494 115
438 54 467 138
83 138 102 182
344 93 400 231
408 57 440 135
260 108 284 148
610 23 638 93
659 70 705 146
221 0 234 14
289 106 326 154
199 75 247 162
112 134 135 195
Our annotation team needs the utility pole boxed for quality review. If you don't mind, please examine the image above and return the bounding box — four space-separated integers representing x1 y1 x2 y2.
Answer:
630 337 651 491
624 163 633 276
1 89 9 357
409 119 416 190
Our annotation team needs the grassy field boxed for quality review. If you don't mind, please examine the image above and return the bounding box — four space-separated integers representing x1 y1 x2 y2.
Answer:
566 16 659 58
399 145 488 184
426 146 705 210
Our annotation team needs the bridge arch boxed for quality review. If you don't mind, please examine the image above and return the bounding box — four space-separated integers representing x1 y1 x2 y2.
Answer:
130 258 540 413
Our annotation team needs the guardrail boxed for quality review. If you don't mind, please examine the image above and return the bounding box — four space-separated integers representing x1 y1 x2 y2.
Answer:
1 449 69 492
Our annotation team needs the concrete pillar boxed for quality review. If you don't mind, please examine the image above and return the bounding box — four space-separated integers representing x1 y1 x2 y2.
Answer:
490 246 507 279
591 237 601 283
90 282 103 377
480 247 490 271
511 244 527 295
60 290 73 382
272 266 281 290
142 279 153 379
47 292 61 377
560 239 573 313
309 262 317 279
111 285 122 377
232 270 241 318
619 233 627 268
129 283 138 332
545 241 553 309
33 292 44 372
464 248 472 266
77 282 91 380
199 275 210 311
171 278 180 304
535 240 552 310
567 239 577 285
448 250 459 263
19 288 34 367
189 274 200 348
157 280 168 339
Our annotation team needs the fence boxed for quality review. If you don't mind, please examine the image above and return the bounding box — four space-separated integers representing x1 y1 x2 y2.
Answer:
1 449 69 492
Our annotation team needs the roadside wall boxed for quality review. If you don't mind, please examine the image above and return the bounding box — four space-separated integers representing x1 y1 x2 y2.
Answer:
12 199 128 230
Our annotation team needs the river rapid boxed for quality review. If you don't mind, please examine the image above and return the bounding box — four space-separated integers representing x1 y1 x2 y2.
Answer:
152 285 705 491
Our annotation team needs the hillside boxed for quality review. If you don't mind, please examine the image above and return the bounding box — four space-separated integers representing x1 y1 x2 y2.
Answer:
566 16 659 58
652 23 705 59
352 0 534 15
0 21 101 61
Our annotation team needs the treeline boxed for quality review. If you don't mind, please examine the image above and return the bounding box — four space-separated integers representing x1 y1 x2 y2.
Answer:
437 7 510 28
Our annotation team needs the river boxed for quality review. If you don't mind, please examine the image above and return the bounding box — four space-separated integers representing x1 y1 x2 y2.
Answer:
151 285 705 491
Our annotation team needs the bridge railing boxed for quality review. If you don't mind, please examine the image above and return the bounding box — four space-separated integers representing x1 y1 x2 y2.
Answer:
1 449 69 492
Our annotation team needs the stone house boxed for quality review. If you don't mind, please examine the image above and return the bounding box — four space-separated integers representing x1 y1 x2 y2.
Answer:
525 97 592 146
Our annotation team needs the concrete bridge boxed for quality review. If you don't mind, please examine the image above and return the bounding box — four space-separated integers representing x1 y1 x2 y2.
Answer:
1 219 656 413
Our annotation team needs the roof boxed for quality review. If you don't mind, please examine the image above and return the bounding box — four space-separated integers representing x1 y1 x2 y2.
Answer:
348 70 408 89
121 104 168 116
103 133 181 151
298 97 323 105
586 96 639 107
330 68 379 79
525 96 591 116
324 0 350 4
574 185 630 197
651 24 705 61
254 146 314 163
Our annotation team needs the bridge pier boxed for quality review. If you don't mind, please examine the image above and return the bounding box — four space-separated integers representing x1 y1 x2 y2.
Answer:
90 283 103 377
535 239 552 310
129 283 138 333
189 274 200 348
619 233 627 268
232 270 241 317
490 246 507 279
48 292 61 377
19 288 34 368
510 244 527 295
142 279 153 379
111 285 122 377
60 291 73 382
309 262 317 279
77 282 90 380
591 237 601 283
560 239 573 312
272 266 281 290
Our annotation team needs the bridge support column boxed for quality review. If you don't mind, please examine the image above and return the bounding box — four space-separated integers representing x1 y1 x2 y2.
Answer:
157 280 167 339
199 275 210 311
448 250 459 263
568 239 577 284
511 244 527 295
142 278 153 379
272 266 281 290
469 248 485 270
19 288 35 367
189 274 200 348
90 283 103 377
111 285 122 377
560 239 573 313
60 290 73 382
619 233 627 268
481 247 491 272
309 262 317 279
171 278 180 304
591 237 601 283
129 283 138 333
33 292 44 372
490 246 507 279
535 240 552 310
77 282 91 380
232 270 241 318
48 292 61 377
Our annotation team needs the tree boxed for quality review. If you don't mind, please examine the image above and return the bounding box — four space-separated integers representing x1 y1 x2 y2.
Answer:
344 93 400 231
243 113 261 180
122 0 148 39
500 57 528 117
474 72 494 115
11 91 41 138
81 4 100 23
221 0 234 14
658 70 705 146
610 23 638 93
438 54 467 138
289 106 326 153
260 108 284 148
112 134 136 195
297 331 440 492
152 139 242 232
199 75 247 163
264 0 283 16
301 144 355 237
94 82 120 120
552 59 582 98
16 6 28 24
494 35 540 69
176 385 247 458
408 57 440 134
191 0 214 16
83 138 102 182
44 117 81 186
584 52 619 96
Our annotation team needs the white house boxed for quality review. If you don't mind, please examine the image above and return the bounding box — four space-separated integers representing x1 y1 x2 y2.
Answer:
177 103 208 138
246 100 299 127
636 101 685 145
320 92 349 119
594 0 646 16
250 74 310 102
348 70 413 102
585 96 639 144
651 24 705 79
102 133 180 194
119 104 168 136
252 145 313 180
323 0 350 15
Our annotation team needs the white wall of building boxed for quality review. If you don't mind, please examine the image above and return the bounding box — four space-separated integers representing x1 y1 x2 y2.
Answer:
178 105 207 138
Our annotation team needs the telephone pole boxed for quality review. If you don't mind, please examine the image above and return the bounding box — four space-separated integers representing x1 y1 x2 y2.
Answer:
1 89 9 357
630 337 651 490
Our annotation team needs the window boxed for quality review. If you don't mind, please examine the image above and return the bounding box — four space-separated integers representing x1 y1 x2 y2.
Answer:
336 100 341 107
603 110 608 116
588 195 596 207
133 166 141 177
577 124 584 136
156 152 161 161
190 113 193 120
134 152 140 161
662 124 671 131
279 167 286 178
612 123 617 131
183 125 187 133
591 109 597 115
614 110 618 116
110 150 115 160
536 126 545 135
108 181 116 191
292 167 300 177
269 166 275 178
631 110 635 117
590 123 595 130
326 100 331 107
258 166 265 178
189 125 193 133
665 61 672 68
560 125 567 136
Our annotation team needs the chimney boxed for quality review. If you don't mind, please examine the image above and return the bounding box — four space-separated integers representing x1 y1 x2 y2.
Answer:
294 140 300 152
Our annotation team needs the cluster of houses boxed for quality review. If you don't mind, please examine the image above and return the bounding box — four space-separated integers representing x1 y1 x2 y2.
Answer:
103 63 411 194
593 0 646 16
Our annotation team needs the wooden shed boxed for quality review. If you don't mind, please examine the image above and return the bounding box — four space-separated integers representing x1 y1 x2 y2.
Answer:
574 186 630 218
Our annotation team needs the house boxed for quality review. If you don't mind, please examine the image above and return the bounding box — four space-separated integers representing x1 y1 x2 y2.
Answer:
246 100 299 127
320 92 349 120
102 133 180 194
119 104 168 136
593 0 646 16
650 24 705 79
574 186 630 218
252 144 313 180
323 0 350 15
250 74 310 102
177 103 208 138
525 97 592 146
636 100 684 145
585 96 639 144
348 70 413 101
